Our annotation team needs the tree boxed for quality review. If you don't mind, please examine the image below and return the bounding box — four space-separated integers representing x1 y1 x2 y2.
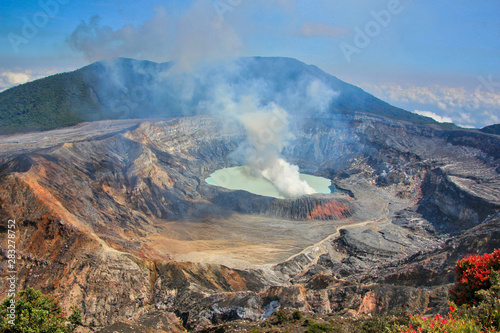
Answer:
0 288 81 333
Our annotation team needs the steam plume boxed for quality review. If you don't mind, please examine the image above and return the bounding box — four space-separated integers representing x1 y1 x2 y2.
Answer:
221 95 316 198
69 1 241 70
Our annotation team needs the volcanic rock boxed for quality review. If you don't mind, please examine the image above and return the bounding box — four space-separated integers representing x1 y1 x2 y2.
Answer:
0 110 498 331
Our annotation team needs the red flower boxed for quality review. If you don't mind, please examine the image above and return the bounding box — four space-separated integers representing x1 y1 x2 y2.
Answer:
449 249 500 305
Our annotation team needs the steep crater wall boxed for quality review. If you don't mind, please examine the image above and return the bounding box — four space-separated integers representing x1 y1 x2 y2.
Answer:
209 190 354 220
0 115 499 330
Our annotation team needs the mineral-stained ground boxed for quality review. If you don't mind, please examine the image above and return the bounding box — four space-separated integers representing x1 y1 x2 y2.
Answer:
0 113 499 331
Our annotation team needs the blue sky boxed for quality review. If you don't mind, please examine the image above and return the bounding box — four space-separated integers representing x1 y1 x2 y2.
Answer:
1 0 499 128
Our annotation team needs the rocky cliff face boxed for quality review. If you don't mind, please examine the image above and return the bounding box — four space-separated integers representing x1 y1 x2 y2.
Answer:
0 113 498 331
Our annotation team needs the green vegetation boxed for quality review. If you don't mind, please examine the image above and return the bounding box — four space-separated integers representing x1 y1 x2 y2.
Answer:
303 318 316 327
481 123 500 135
0 69 103 134
0 57 448 135
292 310 303 321
0 288 82 332
449 249 500 306
390 249 500 332
304 320 334 333
274 310 288 324
361 317 391 332
437 122 461 130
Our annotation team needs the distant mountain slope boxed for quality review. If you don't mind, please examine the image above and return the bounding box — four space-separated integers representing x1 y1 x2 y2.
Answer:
0 58 170 134
0 69 101 133
239 57 434 124
480 123 500 135
0 57 437 134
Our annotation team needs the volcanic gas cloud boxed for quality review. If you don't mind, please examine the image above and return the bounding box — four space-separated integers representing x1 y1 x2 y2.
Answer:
222 96 316 198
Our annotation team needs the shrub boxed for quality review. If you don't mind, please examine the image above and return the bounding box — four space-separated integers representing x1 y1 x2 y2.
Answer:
391 302 496 333
459 271 500 330
390 305 486 332
273 310 287 324
449 248 500 306
66 306 82 332
0 288 81 333
390 249 500 332
304 318 316 326
362 317 388 332
305 322 334 333
292 310 303 321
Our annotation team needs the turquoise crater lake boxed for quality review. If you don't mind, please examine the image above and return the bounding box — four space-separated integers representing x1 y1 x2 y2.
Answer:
205 166 332 199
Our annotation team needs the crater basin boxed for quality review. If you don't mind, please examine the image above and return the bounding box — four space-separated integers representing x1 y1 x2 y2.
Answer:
205 165 332 199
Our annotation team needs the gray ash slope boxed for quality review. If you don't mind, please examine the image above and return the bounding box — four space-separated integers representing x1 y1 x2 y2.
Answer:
0 113 499 331
0 57 498 331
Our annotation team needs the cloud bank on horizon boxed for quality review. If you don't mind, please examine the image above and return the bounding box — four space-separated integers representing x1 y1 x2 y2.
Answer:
0 68 59 92
359 82 500 128
0 0 498 128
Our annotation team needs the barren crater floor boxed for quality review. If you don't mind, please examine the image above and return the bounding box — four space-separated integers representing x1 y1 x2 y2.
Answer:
147 215 343 267
145 175 407 268
1 114 499 330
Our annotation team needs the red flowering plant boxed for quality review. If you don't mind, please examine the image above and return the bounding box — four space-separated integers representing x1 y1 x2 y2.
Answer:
449 249 500 306
391 249 500 332
390 304 491 332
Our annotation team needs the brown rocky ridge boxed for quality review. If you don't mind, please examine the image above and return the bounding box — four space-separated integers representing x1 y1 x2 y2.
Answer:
0 111 499 331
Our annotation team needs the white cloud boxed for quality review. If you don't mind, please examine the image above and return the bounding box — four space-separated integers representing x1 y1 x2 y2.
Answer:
172 0 242 71
296 22 351 38
0 69 59 92
358 82 500 128
414 110 452 123
456 113 476 128
482 110 499 124
362 83 500 111
68 1 242 70
2 72 30 85
68 7 172 63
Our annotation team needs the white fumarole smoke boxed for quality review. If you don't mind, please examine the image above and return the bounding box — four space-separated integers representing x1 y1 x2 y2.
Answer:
224 96 316 198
